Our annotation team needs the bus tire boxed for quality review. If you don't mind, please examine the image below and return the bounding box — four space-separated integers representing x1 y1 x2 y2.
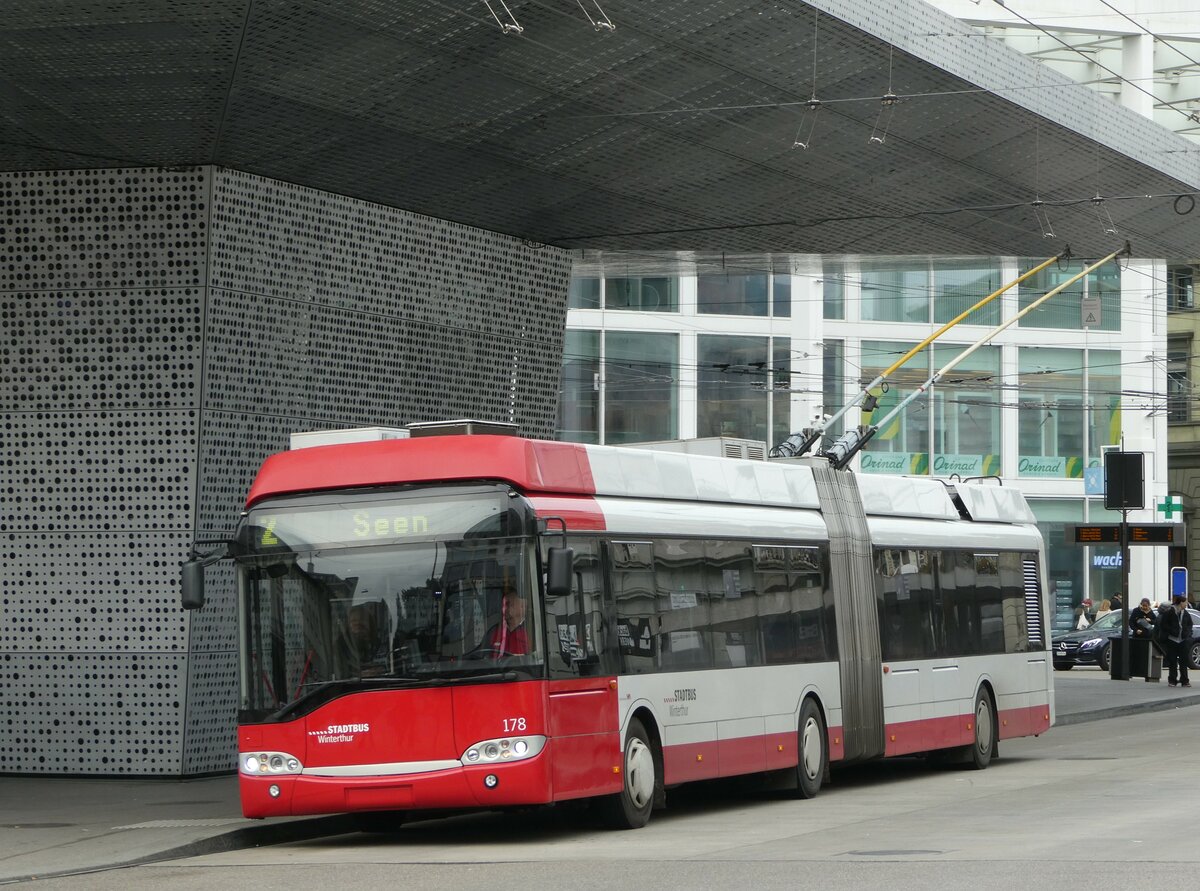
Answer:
795 697 827 799
968 689 996 770
600 717 656 830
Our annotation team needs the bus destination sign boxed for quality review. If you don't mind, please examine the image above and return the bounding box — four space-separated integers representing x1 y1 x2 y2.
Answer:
1071 523 1178 545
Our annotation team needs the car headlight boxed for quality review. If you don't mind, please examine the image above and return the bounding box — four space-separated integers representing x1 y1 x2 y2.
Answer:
1080 638 1104 649
461 735 547 766
240 751 303 775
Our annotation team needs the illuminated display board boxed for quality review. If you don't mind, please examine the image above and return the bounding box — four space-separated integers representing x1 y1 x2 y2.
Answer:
1071 524 1177 545
237 492 514 551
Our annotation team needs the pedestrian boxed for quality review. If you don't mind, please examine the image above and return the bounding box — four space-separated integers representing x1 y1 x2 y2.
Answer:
1157 593 1194 687
1129 597 1158 637
1075 602 1091 630
1109 591 1123 613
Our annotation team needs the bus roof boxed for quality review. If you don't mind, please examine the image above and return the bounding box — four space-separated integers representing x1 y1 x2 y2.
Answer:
245 435 1034 524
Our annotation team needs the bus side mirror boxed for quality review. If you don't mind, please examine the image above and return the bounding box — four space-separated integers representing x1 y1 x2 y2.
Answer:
181 560 206 610
546 547 575 597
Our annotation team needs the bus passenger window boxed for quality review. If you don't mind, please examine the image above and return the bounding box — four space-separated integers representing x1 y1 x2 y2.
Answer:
610 541 658 674
706 541 760 668
655 539 712 671
546 539 614 677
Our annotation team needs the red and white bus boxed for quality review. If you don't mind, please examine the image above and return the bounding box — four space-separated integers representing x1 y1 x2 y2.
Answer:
182 429 1053 829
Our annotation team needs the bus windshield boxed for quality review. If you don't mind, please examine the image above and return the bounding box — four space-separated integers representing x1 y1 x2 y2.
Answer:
234 486 543 721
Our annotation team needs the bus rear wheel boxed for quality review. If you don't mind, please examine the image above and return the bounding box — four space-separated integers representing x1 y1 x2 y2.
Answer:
600 717 656 830
968 690 996 770
795 698 827 799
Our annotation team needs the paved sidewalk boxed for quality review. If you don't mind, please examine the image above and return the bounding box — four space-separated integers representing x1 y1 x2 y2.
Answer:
1 670 1197 885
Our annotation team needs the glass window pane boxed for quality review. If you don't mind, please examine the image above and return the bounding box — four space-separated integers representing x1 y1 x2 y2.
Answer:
698 334 769 441
861 260 929 323
568 277 600 309
822 339 845 440
605 331 678 444
655 539 712 671
697 272 769 316
933 259 1002 326
931 343 1001 477
1168 340 1191 423
605 276 678 312
858 339 930 474
705 541 761 668
1088 349 1121 462
1017 348 1082 478
1019 260 1121 331
557 329 600 443
772 338 792 450
772 273 791 318
822 261 845 320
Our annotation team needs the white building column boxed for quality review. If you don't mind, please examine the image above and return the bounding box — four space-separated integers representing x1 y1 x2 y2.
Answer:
789 255 826 429
678 273 699 440
1121 32 1155 119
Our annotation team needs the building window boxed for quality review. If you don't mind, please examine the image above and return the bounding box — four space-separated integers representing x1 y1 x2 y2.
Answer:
1168 266 1195 311
697 272 769 316
557 329 600 443
822 340 845 440
1017 347 1111 478
933 259 1002 326
930 343 1001 476
772 338 792 449
772 273 791 318
605 331 678 443
860 260 929 324
822 262 845 320
568 277 600 309
1169 341 1191 423
605 276 678 312
698 335 770 441
1019 260 1120 331
857 339 930 474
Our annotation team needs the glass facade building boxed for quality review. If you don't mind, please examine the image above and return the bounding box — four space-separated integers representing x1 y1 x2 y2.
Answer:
558 255 1170 631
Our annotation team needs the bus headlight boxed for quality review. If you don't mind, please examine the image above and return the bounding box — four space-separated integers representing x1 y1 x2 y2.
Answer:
240 751 304 775
461 735 547 766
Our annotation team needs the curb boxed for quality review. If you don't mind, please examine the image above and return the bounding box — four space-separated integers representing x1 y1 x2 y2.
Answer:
1055 692 1200 726
1 814 361 886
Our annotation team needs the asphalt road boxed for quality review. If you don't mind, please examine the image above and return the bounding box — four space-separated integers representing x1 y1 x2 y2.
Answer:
21 706 1199 891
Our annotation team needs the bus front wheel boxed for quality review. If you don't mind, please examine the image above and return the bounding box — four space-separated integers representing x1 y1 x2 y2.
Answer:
600 717 657 830
796 697 827 799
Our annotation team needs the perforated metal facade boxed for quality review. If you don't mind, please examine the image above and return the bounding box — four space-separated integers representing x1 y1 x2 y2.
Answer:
1 166 571 774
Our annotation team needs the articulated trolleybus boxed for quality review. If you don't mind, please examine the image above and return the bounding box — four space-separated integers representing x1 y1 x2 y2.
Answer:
182 426 1053 829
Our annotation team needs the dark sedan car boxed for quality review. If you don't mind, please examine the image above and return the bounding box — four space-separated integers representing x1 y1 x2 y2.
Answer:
1053 608 1200 672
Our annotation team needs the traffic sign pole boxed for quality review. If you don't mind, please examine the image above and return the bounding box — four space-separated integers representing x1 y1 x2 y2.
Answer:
1118 510 1130 680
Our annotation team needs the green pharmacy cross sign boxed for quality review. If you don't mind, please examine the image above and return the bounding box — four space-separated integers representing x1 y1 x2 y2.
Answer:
1157 495 1184 520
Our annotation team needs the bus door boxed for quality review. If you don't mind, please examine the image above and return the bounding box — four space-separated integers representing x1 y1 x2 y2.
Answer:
811 465 885 761
544 537 621 800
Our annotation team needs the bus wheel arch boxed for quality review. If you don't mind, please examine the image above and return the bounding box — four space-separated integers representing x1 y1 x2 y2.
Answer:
795 694 829 798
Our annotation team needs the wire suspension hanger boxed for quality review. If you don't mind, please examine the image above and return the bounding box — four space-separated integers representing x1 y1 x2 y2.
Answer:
576 0 615 31
793 8 822 149
868 47 898 145
483 0 523 34
1031 46 1055 238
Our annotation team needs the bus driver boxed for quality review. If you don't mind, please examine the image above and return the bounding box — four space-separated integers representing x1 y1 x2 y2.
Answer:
487 586 528 657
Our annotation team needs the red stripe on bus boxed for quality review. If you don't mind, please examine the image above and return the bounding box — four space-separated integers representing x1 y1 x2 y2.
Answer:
528 495 607 531
883 702 1052 757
